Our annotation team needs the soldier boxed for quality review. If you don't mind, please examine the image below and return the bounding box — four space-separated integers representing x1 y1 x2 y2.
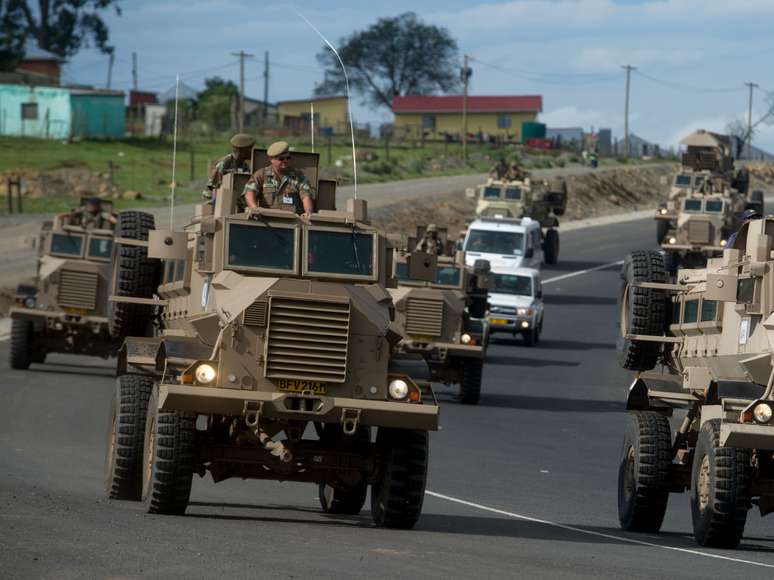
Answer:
489 157 508 179
243 141 314 219
504 161 525 181
416 224 443 256
203 133 255 201
70 197 117 229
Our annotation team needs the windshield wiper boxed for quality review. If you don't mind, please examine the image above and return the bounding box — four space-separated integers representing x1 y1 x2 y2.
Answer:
253 212 287 244
350 225 362 273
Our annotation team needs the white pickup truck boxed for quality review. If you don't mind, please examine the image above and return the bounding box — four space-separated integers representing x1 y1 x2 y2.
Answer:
485 266 544 346
463 217 545 272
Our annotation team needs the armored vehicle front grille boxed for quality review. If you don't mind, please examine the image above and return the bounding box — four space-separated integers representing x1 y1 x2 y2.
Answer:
58 270 98 310
405 297 444 337
265 297 350 383
687 221 712 245
243 300 268 327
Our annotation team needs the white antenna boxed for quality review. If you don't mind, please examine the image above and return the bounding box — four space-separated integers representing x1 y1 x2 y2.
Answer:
292 7 358 198
169 73 180 229
310 102 315 153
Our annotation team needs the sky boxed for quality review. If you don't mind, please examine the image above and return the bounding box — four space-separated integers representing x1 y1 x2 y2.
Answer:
62 0 774 151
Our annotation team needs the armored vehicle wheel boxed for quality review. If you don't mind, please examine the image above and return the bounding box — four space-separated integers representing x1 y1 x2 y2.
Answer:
110 211 159 341
318 426 370 515
690 420 751 548
617 250 667 371
10 318 34 370
105 375 154 500
618 411 671 532
459 359 483 405
142 386 195 515
371 428 429 529
544 229 559 265
656 220 669 245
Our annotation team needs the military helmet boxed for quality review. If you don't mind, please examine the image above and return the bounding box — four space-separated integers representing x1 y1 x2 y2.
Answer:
230 133 255 148
743 208 762 221
267 141 290 158
426 224 438 232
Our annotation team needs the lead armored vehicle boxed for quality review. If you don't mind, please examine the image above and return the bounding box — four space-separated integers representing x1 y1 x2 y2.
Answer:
390 228 491 404
9 200 156 368
616 219 774 548
104 151 439 529
465 173 566 264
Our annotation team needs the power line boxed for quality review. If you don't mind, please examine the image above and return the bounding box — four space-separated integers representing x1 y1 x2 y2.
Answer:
634 70 744 94
468 56 620 86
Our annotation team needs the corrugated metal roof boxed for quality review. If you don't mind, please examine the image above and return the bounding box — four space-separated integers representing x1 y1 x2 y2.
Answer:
392 95 542 114
23 39 62 61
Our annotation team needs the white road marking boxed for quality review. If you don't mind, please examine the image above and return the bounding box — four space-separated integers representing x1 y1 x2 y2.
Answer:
426 490 774 569
543 260 624 285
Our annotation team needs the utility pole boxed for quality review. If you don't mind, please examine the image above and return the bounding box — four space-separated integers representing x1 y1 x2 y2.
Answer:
106 51 115 90
263 51 270 126
132 52 138 91
621 65 636 159
745 81 759 160
461 54 472 161
231 50 255 133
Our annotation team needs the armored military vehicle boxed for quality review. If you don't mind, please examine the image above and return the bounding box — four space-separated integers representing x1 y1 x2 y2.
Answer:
616 220 774 547
104 150 439 529
465 173 566 264
655 130 762 272
390 229 491 404
9 200 156 369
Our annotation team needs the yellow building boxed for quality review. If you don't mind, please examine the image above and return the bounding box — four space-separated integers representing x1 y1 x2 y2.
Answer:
392 95 542 142
277 95 348 135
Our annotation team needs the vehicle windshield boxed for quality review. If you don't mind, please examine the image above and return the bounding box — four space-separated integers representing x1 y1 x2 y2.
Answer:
307 230 374 278
694 176 705 187
505 187 521 200
434 266 461 286
675 175 692 187
684 199 702 212
705 200 723 213
227 223 296 272
464 230 524 256
483 186 501 200
50 233 84 257
492 273 532 296
88 237 113 259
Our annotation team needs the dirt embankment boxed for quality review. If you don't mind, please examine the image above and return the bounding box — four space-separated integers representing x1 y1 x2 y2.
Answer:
370 164 676 239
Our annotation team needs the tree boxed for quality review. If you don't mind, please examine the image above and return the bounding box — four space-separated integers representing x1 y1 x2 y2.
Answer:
0 1 26 70
197 77 239 133
725 91 774 158
314 12 460 110
11 0 121 59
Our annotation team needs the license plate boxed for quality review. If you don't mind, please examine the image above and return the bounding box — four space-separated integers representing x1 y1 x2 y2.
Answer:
64 307 88 316
489 318 510 325
277 379 328 395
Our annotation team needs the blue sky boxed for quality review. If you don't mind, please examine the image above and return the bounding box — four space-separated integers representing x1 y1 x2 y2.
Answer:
64 0 774 150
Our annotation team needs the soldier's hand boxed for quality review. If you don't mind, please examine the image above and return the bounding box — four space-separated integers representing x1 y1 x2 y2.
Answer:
300 211 312 223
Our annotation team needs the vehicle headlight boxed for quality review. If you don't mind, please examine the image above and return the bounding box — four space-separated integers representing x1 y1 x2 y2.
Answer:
23 297 35 308
388 379 409 400
753 402 773 424
461 333 472 344
520 321 530 328
517 307 534 316
659 208 668 215
668 237 677 245
720 239 727 247
195 363 217 384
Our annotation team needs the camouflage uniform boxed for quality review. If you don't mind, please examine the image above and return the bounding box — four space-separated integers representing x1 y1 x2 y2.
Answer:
242 165 313 214
490 160 508 179
204 153 251 200
75 208 115 229
416 234 443 256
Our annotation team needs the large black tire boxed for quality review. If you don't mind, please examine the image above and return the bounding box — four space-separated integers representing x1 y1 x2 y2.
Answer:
656 220 670 245
318 426 370 515
459 359 483 405
105 375 154 500
142 387 195 515
618 411 672 532
617 250 667 371
543 229 559 265
371 428 429 529
110 211 159 341
10 318 33 370
690 419 751 548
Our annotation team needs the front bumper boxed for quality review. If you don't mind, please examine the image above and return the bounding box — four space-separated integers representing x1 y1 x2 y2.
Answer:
398 340 483 360
487 314 535 333
660 243 725 252
9 306 108 327
159 384 440 431
721 422 774 450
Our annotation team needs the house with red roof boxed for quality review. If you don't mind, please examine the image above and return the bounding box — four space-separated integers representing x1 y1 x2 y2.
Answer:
392 95 542 141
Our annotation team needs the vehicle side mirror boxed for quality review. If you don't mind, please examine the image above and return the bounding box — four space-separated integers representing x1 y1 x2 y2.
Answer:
537 289 543 298
705 273 738 302
525 247 534 259
465 187 476 199
148 230 188 260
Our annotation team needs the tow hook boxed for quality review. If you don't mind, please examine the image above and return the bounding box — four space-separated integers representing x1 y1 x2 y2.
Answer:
242 401 293 463
341 408 361 436
243 401 263 427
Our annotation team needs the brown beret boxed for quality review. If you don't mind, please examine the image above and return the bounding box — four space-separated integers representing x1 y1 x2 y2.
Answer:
230 133 255 148
267 141 289 157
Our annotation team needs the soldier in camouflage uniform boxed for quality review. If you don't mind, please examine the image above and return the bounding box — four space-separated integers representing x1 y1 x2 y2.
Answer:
243 141 314 219
203 133 255 201
416 224 443 255
504 161 526 181
69 197 117 229
490 157 508 179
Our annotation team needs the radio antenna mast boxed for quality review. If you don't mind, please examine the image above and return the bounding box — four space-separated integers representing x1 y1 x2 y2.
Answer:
169 74 180 229
311 102 315 153
292 8 357 198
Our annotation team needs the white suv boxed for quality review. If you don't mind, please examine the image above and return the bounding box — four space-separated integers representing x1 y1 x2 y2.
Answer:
485 267 544 346
463 217 544 271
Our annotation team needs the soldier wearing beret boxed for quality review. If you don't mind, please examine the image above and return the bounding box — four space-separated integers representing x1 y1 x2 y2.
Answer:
243 141 314 219
203 133 255 201
70 197 117 229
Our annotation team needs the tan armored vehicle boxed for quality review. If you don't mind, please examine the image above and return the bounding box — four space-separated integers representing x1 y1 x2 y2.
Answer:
465 173 567 264
616 220 774 547
389 228 491 404
9 201 157 369
104 150 439 529
655 130 762 271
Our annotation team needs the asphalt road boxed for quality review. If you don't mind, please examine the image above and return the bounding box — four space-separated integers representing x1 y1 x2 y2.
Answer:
3 214 774 579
